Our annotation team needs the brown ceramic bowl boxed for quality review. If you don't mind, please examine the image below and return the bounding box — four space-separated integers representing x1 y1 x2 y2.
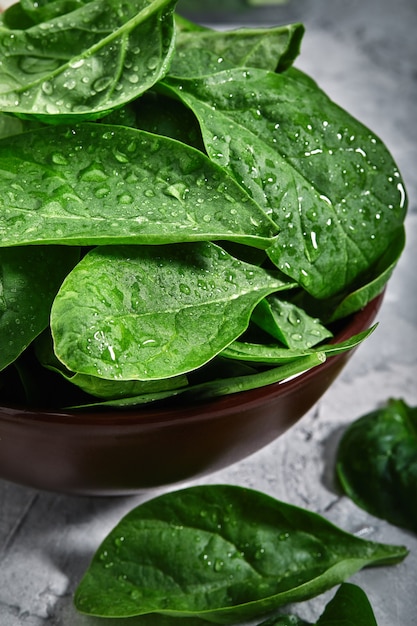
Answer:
0 293 383 495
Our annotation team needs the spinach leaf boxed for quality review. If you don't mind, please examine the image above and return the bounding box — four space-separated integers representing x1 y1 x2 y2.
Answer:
74 485 407 622
0 246 79 372
51 242 294 381
220 326 376 365
258 583 378 626
251 296 333 350
160 67 407 299
336 398 417 534
325 227 405 322
0 0 176 122
181 353 326 401
34 331 188 400
169 22 304 78
0 123 277 248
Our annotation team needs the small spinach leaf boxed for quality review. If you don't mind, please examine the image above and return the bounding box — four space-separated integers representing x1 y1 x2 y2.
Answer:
0 0 176 122
252 296 333 350
220 326 376 365
0 246 79 372
51 242 295 381
336 398 417 534
74 485 407 622
161 67 406 299
0 123 277 248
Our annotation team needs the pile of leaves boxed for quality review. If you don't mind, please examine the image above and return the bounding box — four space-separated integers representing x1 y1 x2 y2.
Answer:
0 0 407 409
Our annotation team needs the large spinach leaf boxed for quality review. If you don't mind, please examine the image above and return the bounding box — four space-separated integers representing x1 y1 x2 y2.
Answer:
0 246 79 372
0 0 176 122
0 123 277 248
74 485 407 622
160 67 407 299
51 242 294 380
336 398 417 534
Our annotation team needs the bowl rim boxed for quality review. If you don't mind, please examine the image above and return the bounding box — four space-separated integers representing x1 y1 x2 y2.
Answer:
0 292 384 426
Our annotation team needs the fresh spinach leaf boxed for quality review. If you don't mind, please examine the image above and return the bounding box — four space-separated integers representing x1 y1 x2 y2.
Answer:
0 123 277 248
325 227 405 322
336 398 417 534
251 296 333 350
160 67 407 300
34 330 188 400
169 22 304 78
181 352 326 401
0 246 79 372
220 326 376 365
74 485 407 622
258 583 378 625
51 242 295 381
0 0 177 122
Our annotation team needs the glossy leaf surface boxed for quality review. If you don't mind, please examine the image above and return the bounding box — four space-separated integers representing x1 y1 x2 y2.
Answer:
169 22 304 77
221 326 375 365
51 242 293 380
0 246 79 371
161 67 407 298
74 485 407 622
0 0 177 122
252 296 333 349
0 124 277 248
258 583 377 625
336 398 417 533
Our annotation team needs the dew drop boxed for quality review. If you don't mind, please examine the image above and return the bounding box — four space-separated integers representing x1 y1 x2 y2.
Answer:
118 193 133 204
41 81 53 95
93 75 113 92
69 58 85 69
51 153 68 166
147 56 159 70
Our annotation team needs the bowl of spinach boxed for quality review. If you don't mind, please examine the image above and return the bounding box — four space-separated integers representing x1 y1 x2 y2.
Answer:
0 0 407 494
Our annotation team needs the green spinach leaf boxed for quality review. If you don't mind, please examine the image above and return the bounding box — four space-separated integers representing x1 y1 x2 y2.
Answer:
51 242 295 380
169 22 304 78
336 398 417 534
0 123 277 248
251 296 333 349
0 0 176 122
34 331 188 400
74 485 407 622
220 326 376 365
258 583 378 625
160 67 407 299
0 246 79 372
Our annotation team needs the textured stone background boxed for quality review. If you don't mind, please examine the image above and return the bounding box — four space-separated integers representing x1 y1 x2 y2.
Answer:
1 1 416 624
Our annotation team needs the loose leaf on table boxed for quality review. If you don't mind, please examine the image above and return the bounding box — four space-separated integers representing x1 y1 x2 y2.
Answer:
0 246 79 372
258 583 378 625
336 398 417 533
74 485 407 622
0 123 277 248
169 22 304 78
220 326 376 365
51 242 295 381
160 66 407 299
0 0 177 122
